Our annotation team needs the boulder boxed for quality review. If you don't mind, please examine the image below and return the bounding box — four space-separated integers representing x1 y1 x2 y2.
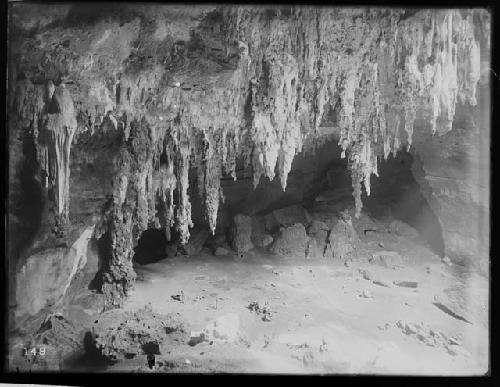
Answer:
370 251 405 268
251 216 274 248
92 305 189 362
255 234 273 248
270 223 308 258
326 216 360 260
229 214 253 253
15 226 95 321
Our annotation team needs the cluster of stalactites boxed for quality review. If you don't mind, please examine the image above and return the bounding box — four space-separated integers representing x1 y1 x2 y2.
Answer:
117 8 486 242
13 8 485 246
224 7 486 218
149 124 236 243
345 9 484 217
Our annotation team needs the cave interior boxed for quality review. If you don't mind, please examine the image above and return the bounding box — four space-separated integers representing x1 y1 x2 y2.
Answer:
6 3 490 374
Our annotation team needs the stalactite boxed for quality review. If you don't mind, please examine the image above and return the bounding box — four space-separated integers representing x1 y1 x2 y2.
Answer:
175 119 193 245
41 83 78 223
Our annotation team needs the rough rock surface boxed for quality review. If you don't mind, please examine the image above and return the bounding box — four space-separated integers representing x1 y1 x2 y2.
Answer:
411 102 490 272
251 216 274 248
270 223 308 258
306 220 330 258
229 214 253 254
92 305 189 362
396 320 470 357
326 214 360 260
370 251 406 269
15 225 95 320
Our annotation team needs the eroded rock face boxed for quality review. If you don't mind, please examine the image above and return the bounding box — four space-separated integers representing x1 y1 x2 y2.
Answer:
15 225 95 321
410 85 490 273
327 214 360 261
7 4 490 309
92 305 189 362
251 216 274 248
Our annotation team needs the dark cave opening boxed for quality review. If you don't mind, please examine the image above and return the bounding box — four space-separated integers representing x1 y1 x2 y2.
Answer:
129 138 445 266
133 228 169 265
362 151 445 257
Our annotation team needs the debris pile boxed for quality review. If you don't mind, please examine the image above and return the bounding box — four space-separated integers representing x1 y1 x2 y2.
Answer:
247 301 273 322
396 320 470 357
92 305 189 362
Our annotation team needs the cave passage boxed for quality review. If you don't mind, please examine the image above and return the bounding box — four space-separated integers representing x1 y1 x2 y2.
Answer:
128 139 445 268
133 228 169 265
362 151 445 257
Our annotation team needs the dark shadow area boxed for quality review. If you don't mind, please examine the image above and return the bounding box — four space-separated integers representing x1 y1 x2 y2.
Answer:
89 231 112 290
364 151 445 257
133 228 168 265
54 3 143 29
10 129 44 267
65 331 111 371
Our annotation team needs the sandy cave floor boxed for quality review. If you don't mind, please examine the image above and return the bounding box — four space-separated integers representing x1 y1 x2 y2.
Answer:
92 230 489 375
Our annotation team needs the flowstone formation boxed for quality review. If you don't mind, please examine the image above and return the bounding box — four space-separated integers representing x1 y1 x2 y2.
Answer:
9 5 490 306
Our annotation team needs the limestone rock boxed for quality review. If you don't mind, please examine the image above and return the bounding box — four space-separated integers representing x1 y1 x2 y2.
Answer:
229 214 253 253
92 305 189 362
15 226 94 321
370 251 405 268
327 216 360 260
270 223 308 258
251 216 274 248
307 220 329 257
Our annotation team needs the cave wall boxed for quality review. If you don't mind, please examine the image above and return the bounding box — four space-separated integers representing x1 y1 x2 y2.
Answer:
6 4 491 319
410 80 490 274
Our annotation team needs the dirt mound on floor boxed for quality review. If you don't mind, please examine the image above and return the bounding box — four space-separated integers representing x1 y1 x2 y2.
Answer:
92 304 190 363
